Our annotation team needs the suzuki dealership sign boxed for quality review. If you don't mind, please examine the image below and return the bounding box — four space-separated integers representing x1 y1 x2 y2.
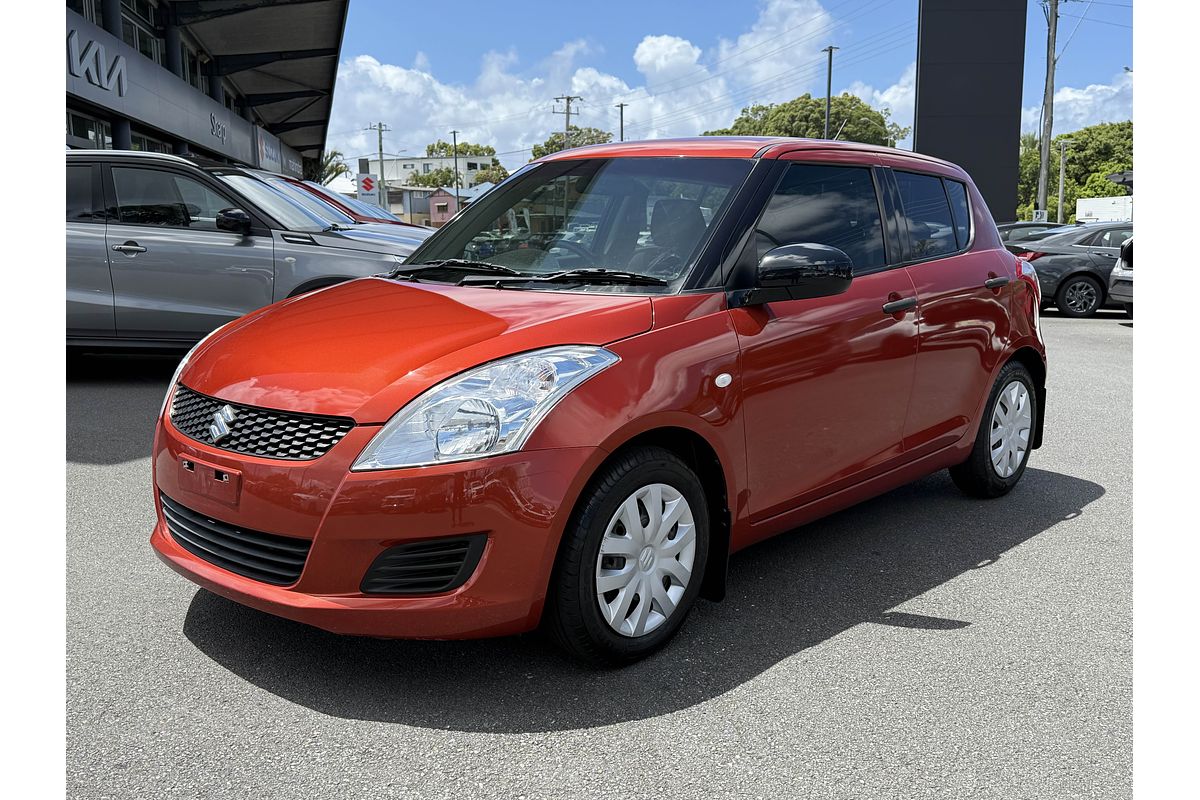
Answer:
358 174 381 205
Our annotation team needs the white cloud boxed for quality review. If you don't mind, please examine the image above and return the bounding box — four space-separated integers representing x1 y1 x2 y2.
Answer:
326 0 850 170
1021 70 1133 136
845 61 916 147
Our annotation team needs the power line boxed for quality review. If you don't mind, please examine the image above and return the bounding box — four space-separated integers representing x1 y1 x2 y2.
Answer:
553 94 582 149
1058 12 1131 28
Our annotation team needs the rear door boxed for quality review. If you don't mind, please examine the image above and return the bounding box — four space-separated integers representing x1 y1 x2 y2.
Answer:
730 156 919 519
102 162 275 340
66 161 115 338
890 168 1013 456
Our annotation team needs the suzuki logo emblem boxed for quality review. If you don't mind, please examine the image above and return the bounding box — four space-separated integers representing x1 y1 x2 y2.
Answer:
208 404 237 444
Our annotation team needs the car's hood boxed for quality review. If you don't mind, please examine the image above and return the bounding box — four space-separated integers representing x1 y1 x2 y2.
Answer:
312 223 432 257
182 278 652 422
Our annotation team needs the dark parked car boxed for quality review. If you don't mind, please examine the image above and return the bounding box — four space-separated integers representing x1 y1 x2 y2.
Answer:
997 221 1065 247
1013 222 1133 317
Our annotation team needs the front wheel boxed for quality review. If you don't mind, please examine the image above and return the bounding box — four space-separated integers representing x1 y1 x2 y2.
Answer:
1056 274 1103 318
546 446 709 666
950 361 1038 498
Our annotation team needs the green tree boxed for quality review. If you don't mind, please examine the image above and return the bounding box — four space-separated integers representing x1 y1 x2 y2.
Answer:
703 93 907 146
425 139 497 158
407 166 460 188
1015 121 1131 221
473 160 509 185
304 148 350 184
531 126 613 160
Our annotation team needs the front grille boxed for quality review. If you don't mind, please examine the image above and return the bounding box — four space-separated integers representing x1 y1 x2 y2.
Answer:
170 385 354 460
360 535 487 595
160 494 311 585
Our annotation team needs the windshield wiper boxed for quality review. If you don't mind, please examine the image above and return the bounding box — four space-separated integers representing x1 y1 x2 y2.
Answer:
459 268 669 287
383 259 528 280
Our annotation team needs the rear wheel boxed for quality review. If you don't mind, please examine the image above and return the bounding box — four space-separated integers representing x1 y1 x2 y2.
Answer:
547 446 709 666
950 361 1038 498
1056 274 1103 318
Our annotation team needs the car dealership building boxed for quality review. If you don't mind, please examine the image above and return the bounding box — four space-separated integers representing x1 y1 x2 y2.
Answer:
66 0 348 177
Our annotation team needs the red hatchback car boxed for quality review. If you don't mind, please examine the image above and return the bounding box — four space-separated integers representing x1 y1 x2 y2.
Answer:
151 137 1046 665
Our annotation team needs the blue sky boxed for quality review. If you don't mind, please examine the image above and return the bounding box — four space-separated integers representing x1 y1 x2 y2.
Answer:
326 0 1132 172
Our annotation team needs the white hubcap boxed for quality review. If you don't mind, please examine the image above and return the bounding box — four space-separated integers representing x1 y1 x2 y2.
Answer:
595 483 696 637
990 380 1032 478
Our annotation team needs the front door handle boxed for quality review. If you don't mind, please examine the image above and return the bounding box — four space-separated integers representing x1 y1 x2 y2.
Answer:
111 241 147 254
984 276 1011 289
882 296 917 315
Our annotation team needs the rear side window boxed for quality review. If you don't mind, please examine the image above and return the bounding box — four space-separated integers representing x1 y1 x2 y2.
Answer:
895 171 957 259
944 180 971 249
111 167 232 230
755 164 886 271
67 164 98 222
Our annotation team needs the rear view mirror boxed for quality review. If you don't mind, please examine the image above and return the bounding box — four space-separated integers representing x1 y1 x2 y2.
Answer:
733 243 854 306
216 207 252 235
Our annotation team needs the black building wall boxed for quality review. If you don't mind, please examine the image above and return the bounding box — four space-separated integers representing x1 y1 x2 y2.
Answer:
914 0 1028 221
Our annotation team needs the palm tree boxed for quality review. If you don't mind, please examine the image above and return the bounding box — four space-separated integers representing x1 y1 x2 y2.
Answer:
305 149 350 184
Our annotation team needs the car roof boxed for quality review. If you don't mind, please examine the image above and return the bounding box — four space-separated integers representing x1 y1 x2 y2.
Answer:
534 136 960 170
66 149 195 166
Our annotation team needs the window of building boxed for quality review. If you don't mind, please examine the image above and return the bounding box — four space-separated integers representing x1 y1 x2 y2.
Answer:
66 164 100 222
403 163 414 170
944 179 972 250
467 162 479 170
180 41 209 94
68 0 102 23
112 166 232 230
423 163 432 173
435 202 449 213
131 130 172 154
67 110 113 149
121 0 164 66
754 163 887 271
894 171 957 259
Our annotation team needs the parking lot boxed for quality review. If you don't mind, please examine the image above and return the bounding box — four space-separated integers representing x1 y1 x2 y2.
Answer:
66 312 1131 799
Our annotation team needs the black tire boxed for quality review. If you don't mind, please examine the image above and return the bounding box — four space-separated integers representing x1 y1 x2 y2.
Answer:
1055 274 1104 318
546 446 709 667
950 361 1038 499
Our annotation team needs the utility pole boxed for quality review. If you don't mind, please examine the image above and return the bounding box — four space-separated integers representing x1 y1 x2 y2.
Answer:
822 45 838 138
1036 0 1060 216
450 129 460 194
1057 138 1073 223
366 121 391 200
615 102 628 142
554 94 582 151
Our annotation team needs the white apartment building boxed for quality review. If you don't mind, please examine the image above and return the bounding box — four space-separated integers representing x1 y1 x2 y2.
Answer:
366 154 494 188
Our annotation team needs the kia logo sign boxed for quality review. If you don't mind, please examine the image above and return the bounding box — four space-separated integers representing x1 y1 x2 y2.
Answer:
210 114 228 144
67 30 127 96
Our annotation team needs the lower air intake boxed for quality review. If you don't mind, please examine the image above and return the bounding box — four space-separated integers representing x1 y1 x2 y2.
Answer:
360 534 487 595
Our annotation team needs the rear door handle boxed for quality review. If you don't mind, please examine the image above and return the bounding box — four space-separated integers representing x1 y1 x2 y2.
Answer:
984 276 1010 289
882 297 917 315
111 241 147 254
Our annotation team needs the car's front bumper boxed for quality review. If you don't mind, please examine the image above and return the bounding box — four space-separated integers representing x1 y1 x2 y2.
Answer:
151 416 600 639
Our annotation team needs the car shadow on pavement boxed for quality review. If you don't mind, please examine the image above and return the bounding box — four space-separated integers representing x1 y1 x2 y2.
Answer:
182 466 1104 733
67 353 182 466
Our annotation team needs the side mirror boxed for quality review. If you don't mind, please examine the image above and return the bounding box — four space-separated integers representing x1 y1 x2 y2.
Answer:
733 243 854 306
216 207 252 235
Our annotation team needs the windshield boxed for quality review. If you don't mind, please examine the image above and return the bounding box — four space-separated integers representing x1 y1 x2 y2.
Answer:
213 172 331 232
404 157 753 290
251 173 357 225
305 181 402 221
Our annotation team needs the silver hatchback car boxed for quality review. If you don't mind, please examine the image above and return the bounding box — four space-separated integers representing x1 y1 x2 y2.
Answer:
67 150 431 348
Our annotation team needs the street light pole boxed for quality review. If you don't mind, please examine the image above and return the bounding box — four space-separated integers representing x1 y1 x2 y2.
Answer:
615 102 628 142
822 45 838 138
450 129 460 194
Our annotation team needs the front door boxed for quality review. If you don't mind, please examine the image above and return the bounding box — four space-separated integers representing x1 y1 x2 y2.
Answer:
730 160 919 521
103 163 275 340
67 161 114 338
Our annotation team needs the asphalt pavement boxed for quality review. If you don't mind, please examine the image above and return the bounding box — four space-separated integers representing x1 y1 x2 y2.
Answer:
66 312 1132 799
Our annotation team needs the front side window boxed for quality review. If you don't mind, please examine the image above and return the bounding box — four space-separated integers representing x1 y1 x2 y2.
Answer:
407 156 752 289
754 163 887 271
895 170 957 259
111 167 232 230
67 165 98 222
212 172 329 232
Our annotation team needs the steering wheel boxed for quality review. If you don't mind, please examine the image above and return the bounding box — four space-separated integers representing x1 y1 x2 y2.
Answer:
546 238 594 260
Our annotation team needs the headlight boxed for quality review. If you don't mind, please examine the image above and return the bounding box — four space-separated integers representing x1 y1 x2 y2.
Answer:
351 346 619 470
160 322 233 418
